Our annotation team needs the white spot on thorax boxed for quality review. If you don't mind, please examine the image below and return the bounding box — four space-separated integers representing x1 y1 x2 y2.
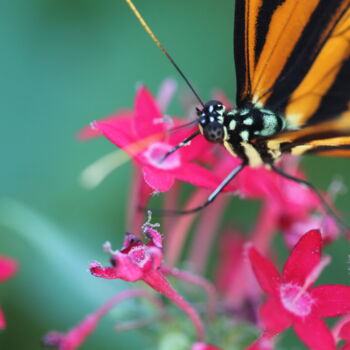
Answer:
260 114 278 136
227 110 238 116
240 130 249 141
243 117 253 125
229 120 237 130
240 108 249 116
217 116 224 123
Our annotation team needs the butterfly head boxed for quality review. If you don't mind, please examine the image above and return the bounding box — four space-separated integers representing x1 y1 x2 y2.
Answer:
197 100 226 143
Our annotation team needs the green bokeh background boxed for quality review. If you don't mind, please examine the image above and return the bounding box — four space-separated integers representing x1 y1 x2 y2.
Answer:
1 0 349 349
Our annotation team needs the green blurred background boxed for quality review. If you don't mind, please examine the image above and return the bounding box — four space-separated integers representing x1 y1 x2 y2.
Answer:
1 0 349 349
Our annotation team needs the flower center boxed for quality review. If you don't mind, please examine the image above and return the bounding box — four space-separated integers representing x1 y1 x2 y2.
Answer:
128 245 151 268
142 142 181 170
280 283 314 317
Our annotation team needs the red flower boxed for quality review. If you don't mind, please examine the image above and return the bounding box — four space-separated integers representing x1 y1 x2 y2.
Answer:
89 216 206 341
248 230 350 350
86 86 223 192
0 255 18 330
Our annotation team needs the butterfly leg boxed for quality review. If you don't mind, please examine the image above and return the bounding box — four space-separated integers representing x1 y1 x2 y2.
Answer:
270 164 350 231
160 130 201 162
144 162 246 216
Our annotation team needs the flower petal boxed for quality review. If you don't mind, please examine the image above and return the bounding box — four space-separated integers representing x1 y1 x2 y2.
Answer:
78 112 132 140
311 285 350 317
248 246 281 296
93 121 135 150
89 262 120 279
89 258 144 282
134 86 165 138
282 230 322 285
174 163 234 192
143 225 163 249
142 166 175 192
0 255 18 282
340 321 350 342
259 298 292 335
293 315 336 350
169 124 211 162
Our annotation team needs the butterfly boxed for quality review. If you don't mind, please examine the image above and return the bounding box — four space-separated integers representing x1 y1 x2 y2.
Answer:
124 0 350 217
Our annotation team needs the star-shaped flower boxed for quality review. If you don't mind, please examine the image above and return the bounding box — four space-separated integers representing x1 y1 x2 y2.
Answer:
89 216 206 342
247 230 350 350
84 86 224 192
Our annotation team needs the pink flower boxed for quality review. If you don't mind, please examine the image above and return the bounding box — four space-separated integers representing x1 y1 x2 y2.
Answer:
86 86 224 192
89 217 206 341
89 222 163 283
282 214 339 248
217 153 318 220
247 230 350 350
0 255 18 329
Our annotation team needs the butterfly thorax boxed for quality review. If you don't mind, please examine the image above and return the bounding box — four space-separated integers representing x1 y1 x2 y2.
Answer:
197 100 286 166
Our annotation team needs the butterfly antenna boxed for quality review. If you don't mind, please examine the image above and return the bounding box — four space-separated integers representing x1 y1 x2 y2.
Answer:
124 0 205 107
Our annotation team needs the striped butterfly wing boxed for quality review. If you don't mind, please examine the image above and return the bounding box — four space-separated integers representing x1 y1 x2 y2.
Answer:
266 111 350 157
234 0 350 157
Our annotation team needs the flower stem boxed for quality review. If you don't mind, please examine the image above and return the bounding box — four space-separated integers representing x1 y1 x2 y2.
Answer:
127 167 151 236
162 265 217 321
188 196 228 274
144 271 206 341
165 189 209 267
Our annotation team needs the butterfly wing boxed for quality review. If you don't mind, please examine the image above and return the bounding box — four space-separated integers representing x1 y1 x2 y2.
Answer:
234 0 350 128
235 0 350 158
263 111 350 158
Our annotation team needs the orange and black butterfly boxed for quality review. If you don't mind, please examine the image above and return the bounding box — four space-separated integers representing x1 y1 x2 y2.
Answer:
125 0 350 216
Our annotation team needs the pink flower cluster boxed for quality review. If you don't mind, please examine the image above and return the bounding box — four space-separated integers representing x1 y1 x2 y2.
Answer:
40 83 349 349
